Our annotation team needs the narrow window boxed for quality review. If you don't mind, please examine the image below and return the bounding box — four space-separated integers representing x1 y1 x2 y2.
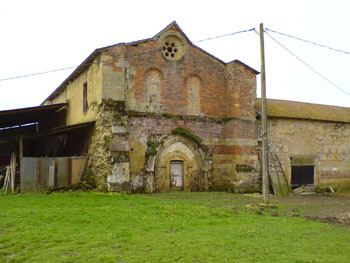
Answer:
83 82 88 112
187 76 200 115
147 70 161 112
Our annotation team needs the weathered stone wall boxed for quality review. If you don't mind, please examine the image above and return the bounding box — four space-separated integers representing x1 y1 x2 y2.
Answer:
42 24 261 193
44 56 103 126
268 118 350 190
212 118 260 192
125 115 215 192
93 26 261 193
111 115 260 193
87 101 118 191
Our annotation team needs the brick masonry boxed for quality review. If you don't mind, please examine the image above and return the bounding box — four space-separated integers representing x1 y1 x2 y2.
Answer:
42 22 350 193
89 23 261 192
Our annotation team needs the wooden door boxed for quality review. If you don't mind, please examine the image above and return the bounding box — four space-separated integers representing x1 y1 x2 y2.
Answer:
291 166 314 187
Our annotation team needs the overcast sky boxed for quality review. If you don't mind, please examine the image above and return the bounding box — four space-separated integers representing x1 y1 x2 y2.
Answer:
1 0 349 111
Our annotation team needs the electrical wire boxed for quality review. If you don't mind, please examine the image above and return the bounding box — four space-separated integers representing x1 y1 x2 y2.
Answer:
265 28 350 55
0 28 255 82
264 30 350 96
0 66 78 82
193 28 255 44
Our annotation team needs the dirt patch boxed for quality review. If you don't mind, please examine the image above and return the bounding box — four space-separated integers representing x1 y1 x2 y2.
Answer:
305 215 350 227
3 254 17 260
151 192 350 227
271 193 350 228
165 229 178 233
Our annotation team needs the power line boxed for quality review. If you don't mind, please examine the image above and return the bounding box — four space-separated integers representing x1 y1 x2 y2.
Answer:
265 28 350 55
0 28 255 82
0 66 79 82
264 31 350 97
193 28 255 44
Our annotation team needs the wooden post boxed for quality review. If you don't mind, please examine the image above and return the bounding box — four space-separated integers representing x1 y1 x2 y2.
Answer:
19 137 23 192
11 152 16 193
260 23 269 204
2 166 9 189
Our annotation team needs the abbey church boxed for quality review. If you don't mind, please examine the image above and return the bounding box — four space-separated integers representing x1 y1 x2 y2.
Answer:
1 22 350 192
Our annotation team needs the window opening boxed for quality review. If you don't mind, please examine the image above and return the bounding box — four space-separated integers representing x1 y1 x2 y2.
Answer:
159 33 186 61
83 82 88 112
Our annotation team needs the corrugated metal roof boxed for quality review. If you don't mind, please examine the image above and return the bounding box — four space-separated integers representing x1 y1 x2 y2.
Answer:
0 121 95 145
0 103 68 128
256 99 350 123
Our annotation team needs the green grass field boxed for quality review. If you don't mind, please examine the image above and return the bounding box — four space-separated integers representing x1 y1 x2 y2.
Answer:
0 192 349 262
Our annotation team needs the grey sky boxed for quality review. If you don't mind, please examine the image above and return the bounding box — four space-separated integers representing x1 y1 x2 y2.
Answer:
1 0 349 110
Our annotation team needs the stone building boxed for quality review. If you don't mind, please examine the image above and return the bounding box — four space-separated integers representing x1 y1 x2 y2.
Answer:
257 99 350 191
41 21 260 192
2 22 350 193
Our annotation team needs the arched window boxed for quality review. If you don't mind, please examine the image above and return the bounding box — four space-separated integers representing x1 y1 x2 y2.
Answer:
146 70 161 112
187 76 200 115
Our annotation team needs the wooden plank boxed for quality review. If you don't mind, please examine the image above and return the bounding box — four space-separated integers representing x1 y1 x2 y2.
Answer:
67 158 72 186
268 153 291 196
20 158 38 192
19 136 23 190
269 172 290 196
71 157 88 185
2 166 9 189
37 158 42 191
57 158 68 188
11 152 16 193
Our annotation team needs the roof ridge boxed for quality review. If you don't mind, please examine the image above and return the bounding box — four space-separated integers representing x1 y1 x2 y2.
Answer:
256 98 350 123
152 21 192 43
257 98 350 109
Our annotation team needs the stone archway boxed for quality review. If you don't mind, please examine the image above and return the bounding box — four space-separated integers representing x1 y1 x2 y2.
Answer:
152 135 205 192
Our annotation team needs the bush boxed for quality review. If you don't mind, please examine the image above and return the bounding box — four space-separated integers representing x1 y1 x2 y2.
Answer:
171 127 202 148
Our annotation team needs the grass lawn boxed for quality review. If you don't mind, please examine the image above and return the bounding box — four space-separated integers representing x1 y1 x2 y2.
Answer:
0 191 349 262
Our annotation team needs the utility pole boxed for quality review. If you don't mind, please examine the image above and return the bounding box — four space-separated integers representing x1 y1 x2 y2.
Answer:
260 23 269 204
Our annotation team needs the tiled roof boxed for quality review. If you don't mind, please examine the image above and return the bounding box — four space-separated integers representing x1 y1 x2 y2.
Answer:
256 99 350 123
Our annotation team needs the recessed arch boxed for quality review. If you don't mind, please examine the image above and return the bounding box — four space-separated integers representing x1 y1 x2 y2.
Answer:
144 68 162 113
185 74 201 116
144 67 164 80
151 135 205 192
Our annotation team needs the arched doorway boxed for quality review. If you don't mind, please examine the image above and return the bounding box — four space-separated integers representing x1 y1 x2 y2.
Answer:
152 135 204 192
